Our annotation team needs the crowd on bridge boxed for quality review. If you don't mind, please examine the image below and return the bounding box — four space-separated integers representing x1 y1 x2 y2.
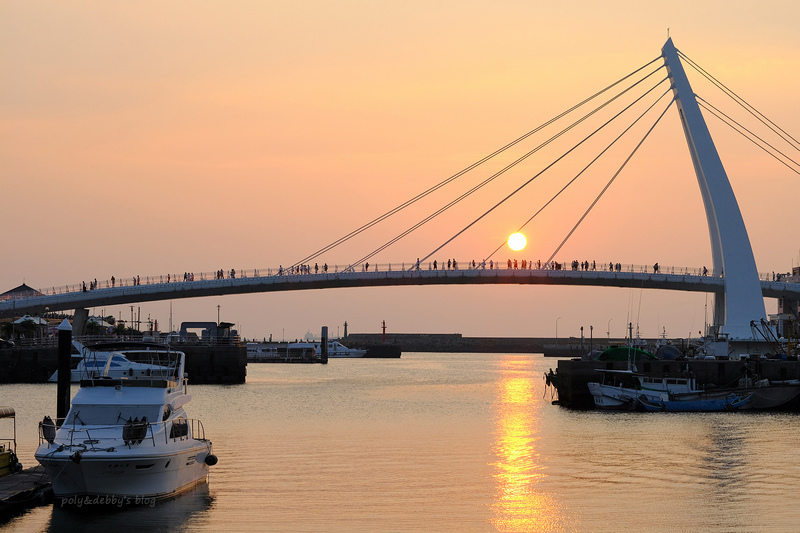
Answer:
20 257 747 303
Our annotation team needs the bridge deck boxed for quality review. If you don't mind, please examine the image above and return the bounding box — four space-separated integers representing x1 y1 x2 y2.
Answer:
2 267 798 318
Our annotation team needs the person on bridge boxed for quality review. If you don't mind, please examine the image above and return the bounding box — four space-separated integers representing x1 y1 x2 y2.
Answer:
653 263 659 273
433 260 437 270
111 276 115 287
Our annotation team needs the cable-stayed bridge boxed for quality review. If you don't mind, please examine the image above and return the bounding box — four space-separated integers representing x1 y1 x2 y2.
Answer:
3 38 799 336
1 262 799 319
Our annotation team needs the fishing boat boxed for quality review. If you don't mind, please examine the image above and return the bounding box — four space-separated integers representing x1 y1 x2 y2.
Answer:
638 393 752 412
588 368 800 411
48 341 177 383
587 369 702 409
35 346 217 503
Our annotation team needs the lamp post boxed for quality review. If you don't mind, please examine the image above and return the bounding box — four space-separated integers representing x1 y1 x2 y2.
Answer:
556 316 562 345
217 305 221 325
590 325 593 353
607 318 613 341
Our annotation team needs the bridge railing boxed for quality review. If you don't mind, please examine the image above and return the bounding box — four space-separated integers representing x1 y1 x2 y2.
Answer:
2 262 784 303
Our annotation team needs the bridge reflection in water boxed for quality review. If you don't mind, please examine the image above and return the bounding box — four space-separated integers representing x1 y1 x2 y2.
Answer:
491 356 571 532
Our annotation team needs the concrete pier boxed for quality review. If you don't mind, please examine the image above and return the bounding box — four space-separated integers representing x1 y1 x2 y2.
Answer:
0 466 52 523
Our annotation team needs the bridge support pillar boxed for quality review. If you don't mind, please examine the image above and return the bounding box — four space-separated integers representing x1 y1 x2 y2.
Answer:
662 38 766 339
72 308 89 337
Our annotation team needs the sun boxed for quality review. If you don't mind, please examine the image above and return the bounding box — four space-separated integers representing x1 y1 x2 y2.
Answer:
507 232 527 252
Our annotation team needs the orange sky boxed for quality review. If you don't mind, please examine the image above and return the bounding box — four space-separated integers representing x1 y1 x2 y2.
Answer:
2 1 799 340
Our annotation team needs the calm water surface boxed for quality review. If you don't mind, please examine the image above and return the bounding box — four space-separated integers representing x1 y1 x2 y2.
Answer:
4 352 800 532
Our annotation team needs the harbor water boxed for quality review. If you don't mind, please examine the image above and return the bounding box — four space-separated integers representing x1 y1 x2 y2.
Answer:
4 352 800 532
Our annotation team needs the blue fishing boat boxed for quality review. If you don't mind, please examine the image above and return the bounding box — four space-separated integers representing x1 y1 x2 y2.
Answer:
638 393 752 412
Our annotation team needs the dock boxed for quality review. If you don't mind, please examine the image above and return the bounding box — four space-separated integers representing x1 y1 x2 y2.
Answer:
0 466 52 523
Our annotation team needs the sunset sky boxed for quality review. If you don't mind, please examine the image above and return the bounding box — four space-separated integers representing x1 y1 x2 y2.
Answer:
3 2 799 341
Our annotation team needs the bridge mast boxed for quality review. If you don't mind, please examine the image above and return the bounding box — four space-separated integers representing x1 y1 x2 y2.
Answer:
661 38 766 340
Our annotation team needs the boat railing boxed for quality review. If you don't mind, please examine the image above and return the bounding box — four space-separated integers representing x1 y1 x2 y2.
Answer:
38 417 208 450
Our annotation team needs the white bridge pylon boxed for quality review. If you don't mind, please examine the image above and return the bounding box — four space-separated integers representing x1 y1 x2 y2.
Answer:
662 38 766 339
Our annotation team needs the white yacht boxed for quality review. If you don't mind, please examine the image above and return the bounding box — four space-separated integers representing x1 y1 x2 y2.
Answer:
312 340 366 358
35 346 217 503
247 340 366 361
48 342 177 383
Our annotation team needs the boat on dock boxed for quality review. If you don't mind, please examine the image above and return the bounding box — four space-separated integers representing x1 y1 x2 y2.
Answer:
35 346 217 503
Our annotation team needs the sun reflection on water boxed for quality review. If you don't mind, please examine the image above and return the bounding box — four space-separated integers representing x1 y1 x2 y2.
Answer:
491 357 570 532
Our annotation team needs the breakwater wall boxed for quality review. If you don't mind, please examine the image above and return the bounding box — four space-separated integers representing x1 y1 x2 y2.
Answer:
345 333 639 355
551 358 800 409
0 344 246 384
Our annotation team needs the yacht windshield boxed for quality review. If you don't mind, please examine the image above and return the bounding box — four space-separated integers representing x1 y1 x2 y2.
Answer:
65 405 162 426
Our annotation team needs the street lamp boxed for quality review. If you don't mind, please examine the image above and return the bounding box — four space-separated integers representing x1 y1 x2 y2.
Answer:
556 316 562 344
607 318 613 341
590 325 593 353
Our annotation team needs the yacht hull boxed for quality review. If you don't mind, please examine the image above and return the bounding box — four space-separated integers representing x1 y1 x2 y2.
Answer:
37 442 211 501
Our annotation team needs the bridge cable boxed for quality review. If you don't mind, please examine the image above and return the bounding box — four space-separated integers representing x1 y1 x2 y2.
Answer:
480 86 674 264
697 96 800 170
697 99 800 176
288 56 664 270
678 50 800 151
347 71 670 271
544 97 676 265
422 82 673 268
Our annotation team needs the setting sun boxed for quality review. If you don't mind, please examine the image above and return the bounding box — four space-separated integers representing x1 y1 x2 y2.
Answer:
507 233 527 252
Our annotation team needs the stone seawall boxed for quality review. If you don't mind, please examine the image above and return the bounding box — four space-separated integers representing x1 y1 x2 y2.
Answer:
345 333 636 355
